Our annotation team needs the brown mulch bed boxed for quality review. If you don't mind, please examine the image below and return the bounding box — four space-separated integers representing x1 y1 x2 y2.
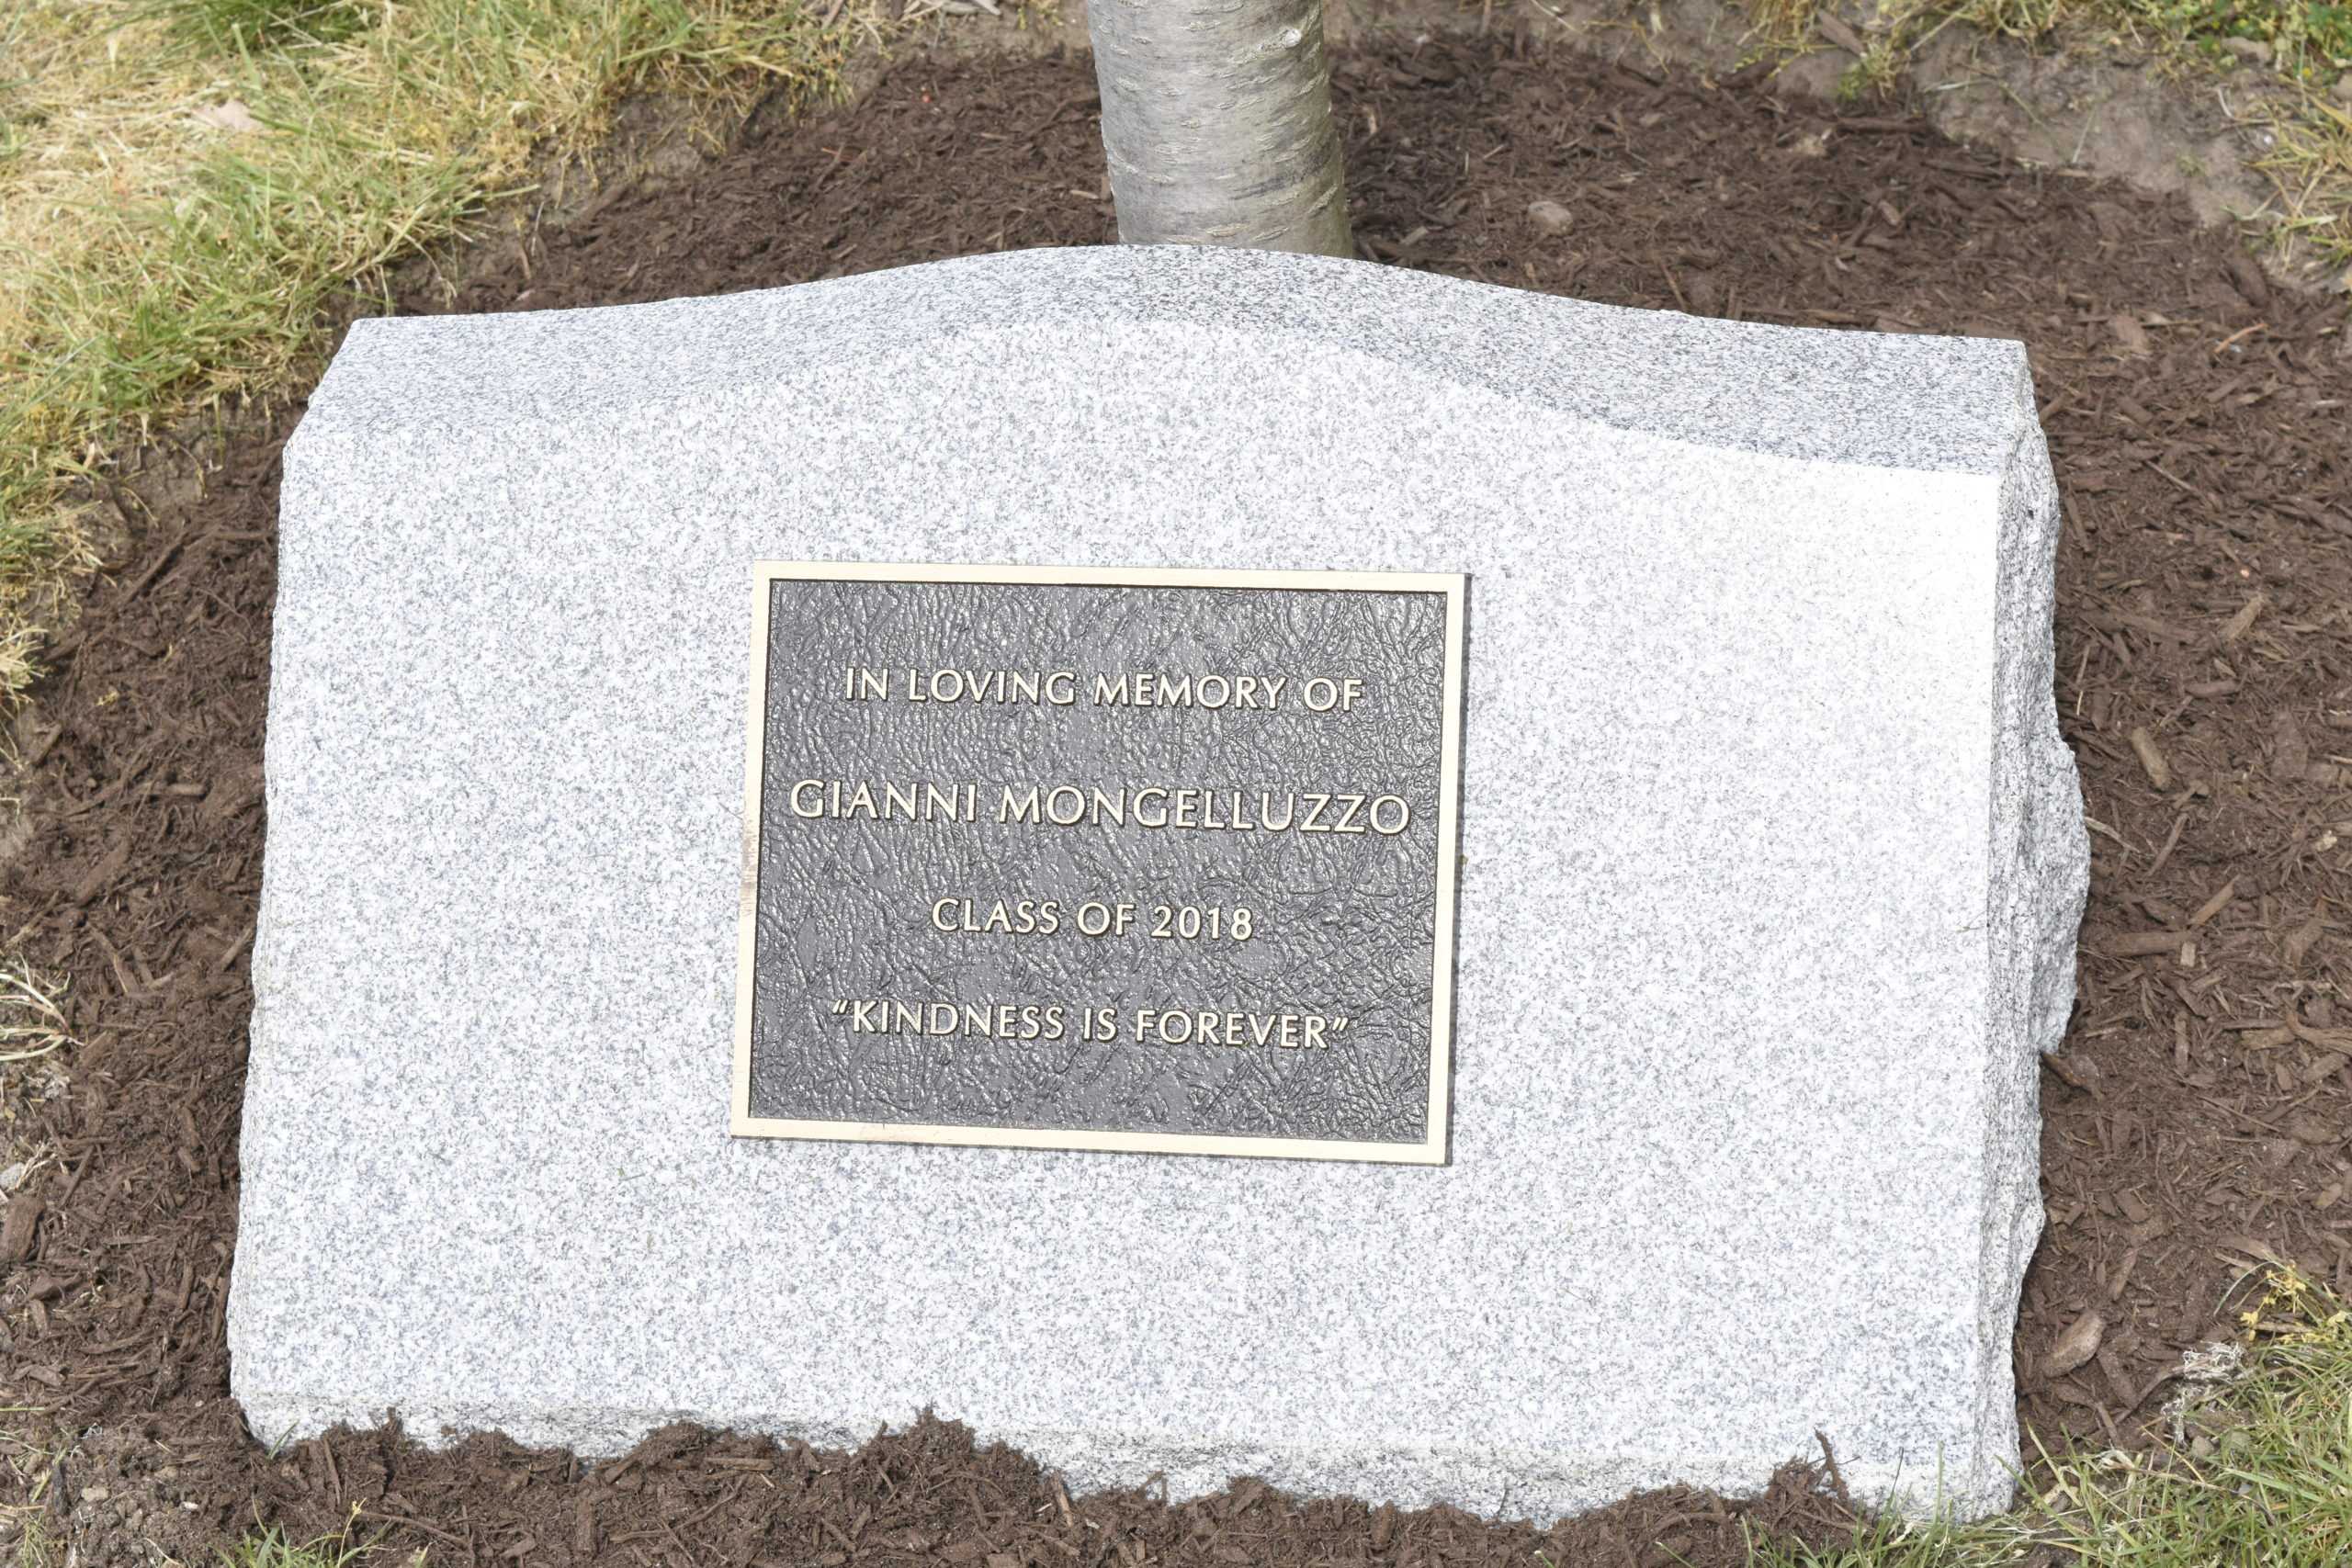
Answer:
2 27 2347 1568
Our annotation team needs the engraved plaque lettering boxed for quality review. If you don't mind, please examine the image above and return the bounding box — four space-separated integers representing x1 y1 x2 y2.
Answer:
731 564 1464 1162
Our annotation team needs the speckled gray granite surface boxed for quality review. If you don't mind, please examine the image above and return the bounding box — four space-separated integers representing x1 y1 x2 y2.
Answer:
234 245 2086 1522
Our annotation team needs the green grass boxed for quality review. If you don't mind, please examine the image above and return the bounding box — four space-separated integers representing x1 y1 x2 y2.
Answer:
1756 0 2352 80
0 0 904 706
2127 0 2352 80
219 1519 410 1568
1749 1269 2352 1566
1749 0 2352 265
144 0 379 52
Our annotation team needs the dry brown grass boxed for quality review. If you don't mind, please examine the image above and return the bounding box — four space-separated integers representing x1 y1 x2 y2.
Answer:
1 0 911 705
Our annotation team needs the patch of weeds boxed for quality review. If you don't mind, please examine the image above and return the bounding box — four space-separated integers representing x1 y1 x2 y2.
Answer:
1755 1267 2352 1567
1748 1 2352 263
1744 1474 2050 1565
2143 0 2352 80
2 1497 62 1566
1836 49 1905 95
219 1518 412 1568
136 0 376 52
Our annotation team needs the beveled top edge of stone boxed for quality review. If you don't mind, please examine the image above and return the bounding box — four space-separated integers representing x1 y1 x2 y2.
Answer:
299 244 2034 474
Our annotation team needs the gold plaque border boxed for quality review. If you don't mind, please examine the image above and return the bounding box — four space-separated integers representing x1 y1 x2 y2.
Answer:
730 561 1467 1165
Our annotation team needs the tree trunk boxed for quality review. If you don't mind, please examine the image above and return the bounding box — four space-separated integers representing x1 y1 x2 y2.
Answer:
1085 0 1353 256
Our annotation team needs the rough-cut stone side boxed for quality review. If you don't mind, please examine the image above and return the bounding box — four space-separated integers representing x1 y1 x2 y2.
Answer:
1968 373 2089 1512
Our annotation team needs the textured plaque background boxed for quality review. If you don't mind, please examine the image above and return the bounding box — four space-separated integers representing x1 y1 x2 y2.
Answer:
745 577 1448 1145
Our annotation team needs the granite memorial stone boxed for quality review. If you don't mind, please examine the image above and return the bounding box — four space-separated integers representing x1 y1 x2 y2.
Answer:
232 243 2087 1521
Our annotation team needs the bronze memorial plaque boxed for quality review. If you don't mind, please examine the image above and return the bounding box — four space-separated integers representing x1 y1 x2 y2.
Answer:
731 564 1464 1162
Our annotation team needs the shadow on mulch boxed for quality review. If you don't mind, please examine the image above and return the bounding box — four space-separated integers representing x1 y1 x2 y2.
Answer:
4 26 2348 1568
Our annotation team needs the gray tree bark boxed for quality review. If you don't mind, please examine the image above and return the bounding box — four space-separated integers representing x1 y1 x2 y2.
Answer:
1084 0 1353 256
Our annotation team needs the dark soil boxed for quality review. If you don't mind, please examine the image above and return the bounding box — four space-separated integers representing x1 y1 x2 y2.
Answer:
5 28 2349 1568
